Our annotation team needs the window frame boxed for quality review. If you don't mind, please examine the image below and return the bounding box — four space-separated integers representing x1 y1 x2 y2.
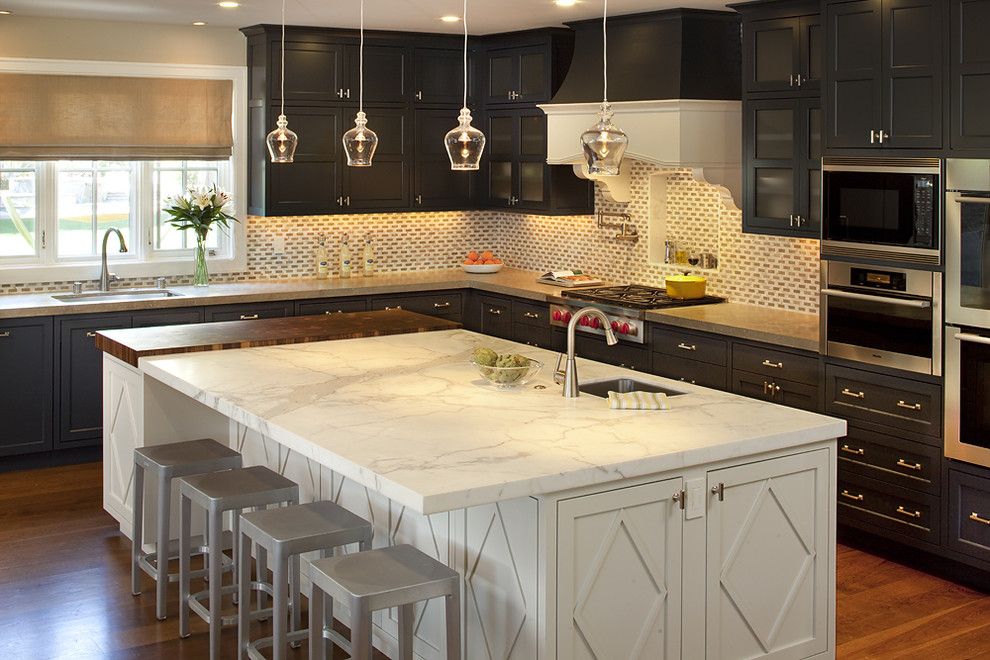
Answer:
0 57 247 285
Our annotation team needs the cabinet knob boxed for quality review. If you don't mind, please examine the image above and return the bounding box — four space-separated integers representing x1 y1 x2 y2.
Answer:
509 196 519 205
338 88 351 99
508 90 519 100
711 482 724 501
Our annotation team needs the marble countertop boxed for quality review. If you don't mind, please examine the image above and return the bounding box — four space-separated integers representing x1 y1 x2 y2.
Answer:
1 267 820 350
139 329 844 514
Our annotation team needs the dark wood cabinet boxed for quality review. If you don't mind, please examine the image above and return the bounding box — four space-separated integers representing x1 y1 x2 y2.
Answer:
824 0 943 150
370 291 463 322
0 317 53 457
743 96 821 236
295 298 368 316
949 0 990 151
484 44 550 105
56 313 131 449
730 341 821 410
413 48 469 106
735 0 822 238
740 9 821 94
651 326 729 389
412 109 476 210
204 301 293 322
341 106 411 210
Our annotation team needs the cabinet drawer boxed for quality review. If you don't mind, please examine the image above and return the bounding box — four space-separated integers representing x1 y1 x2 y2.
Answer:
825 364 941 439
838 426 941 495
948 469 990 562
479 296 512 339
295 298 367 316
371 291 463 320
732 342 818 386
838 472 940 545
512 300 548 327
654 354 728 390
731 370 820 412
652 327 728 366
204 301 293 322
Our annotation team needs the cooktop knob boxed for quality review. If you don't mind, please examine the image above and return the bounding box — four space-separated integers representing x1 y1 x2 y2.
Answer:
580 316 589 326
611 320 620 331
552 310 562 321
620 322 631 335
589 317 600 329
562 312 572 323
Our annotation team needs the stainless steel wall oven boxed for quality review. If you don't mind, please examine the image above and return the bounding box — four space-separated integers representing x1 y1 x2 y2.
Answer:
821 260 941 376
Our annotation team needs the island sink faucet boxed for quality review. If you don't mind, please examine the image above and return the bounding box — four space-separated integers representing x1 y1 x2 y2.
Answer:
99 227 127 291
556 306 618 397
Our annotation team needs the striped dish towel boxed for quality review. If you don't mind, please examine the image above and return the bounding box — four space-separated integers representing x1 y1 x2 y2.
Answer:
607 390 671 410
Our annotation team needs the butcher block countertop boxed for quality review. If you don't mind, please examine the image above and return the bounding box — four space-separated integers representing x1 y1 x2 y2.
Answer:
95 308 461 367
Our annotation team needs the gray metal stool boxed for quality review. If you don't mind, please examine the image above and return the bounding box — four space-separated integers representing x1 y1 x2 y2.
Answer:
308 543 461 660
237 501 373 660
132 438 242 620
178 465 299 660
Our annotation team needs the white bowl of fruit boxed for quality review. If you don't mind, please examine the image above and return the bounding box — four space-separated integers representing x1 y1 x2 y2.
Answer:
461 250 503 273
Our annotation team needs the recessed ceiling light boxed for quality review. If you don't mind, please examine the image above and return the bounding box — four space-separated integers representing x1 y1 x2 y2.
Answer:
555 0 578 5
440 15 460 22
193 21 207 25
0 10 11 14
217 2 239 7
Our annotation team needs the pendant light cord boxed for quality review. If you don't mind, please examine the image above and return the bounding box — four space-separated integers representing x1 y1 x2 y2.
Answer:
359 0 365 113
462 0 468 109
602 0 608 104
279 0 286 119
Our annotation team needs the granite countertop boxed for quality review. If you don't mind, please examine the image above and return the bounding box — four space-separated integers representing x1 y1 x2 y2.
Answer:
0 267 820 351
139 328 844 514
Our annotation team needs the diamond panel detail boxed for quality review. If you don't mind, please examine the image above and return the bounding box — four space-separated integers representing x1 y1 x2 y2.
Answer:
574 510 668 659
720 479 815 652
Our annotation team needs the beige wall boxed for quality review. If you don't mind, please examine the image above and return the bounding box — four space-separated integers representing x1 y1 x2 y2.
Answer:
0 16 244 66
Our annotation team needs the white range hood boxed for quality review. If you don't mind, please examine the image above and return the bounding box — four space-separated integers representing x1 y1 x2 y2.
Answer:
540 99 741 208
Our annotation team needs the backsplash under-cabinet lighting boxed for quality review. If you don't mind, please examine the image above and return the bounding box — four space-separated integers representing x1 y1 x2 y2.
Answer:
0 159 820 314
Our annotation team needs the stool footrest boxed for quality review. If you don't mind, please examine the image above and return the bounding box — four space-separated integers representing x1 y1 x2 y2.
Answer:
246 628 310 660
189 580 275 628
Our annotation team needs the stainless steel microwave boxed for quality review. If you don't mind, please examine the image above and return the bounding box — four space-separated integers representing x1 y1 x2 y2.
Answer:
821 157 941 266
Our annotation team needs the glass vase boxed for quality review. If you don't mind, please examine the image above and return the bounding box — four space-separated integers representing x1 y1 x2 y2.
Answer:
193 233 209 287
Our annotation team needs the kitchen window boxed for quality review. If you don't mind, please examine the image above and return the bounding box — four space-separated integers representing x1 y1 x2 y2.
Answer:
0 58 247 285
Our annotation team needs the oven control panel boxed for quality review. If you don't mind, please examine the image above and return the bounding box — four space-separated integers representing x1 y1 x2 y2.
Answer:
549 303 644 344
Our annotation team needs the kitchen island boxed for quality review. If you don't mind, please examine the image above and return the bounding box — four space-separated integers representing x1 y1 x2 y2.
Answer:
111 327 843 660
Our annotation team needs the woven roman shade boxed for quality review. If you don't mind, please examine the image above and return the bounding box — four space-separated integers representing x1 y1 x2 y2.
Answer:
0 73 233 159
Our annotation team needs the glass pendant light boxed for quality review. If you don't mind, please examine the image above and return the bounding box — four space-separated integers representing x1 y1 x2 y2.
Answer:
444 0 485 170
342 0 378 166
266 0 298 163
580 0 627 175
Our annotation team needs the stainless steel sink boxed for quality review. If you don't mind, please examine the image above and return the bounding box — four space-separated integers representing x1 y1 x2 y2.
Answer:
52 288 184 303
578 377 688 398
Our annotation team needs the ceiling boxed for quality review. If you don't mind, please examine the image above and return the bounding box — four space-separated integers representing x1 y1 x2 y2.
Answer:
0 0 733 35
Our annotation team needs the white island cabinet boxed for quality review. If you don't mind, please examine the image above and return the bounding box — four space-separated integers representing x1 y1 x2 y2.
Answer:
104 328 843 660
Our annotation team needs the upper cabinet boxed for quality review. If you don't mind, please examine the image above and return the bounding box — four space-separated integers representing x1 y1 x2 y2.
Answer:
823 0 943 151
241 25 472 216
742 11 821 94
734 0 822 238
950 0 990 151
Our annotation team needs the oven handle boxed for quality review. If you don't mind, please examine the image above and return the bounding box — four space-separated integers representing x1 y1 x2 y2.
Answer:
953 195 990 205
821 288 931 308
954 331 990 346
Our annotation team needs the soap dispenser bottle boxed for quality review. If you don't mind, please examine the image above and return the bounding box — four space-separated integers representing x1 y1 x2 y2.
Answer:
362 232 374 277
339 233 352 279
316 233 329 279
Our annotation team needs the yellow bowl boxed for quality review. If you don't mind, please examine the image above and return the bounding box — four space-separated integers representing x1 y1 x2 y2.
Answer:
665 275 707 299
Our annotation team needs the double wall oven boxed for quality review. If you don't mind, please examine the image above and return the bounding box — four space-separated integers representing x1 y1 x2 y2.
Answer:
945 159 990 467
820 157 943 377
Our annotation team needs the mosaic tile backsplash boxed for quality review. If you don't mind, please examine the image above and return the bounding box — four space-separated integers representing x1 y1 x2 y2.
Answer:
0 160 821 314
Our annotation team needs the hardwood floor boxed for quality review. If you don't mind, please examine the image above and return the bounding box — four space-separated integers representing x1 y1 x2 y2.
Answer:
3 462 990 659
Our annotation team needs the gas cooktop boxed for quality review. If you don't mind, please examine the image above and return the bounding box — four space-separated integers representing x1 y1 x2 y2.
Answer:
560 284 725 310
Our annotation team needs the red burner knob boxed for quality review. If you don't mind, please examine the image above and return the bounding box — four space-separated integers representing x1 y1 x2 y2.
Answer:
562 312 572 323
580 316 589 326
553 310 562 321
589 317 600 329
611 321 620 331
620 322 631 335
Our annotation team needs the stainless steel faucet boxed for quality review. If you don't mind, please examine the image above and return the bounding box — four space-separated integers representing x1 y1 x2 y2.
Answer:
99 227 127 291
556 306 618 397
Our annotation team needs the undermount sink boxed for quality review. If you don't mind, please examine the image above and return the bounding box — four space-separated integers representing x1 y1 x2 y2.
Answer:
578 377 688 399
52 288 184 303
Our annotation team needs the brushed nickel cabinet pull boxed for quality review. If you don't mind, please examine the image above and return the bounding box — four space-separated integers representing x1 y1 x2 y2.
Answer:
841 444 865 456
672 490 685 509
239 314 259 320
970 512 990 525
896 506 921 519
896 400 922 411
711 482 724 501
841 388 865 399
677 343 697 351
384 305 402 311
434 302 451 309
0 331 9 338
896 459 922 471
86 331 97 337
415 91 423 100
487 308 501 315
523 311 539 319
841 490 864 501
762 359 783 368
